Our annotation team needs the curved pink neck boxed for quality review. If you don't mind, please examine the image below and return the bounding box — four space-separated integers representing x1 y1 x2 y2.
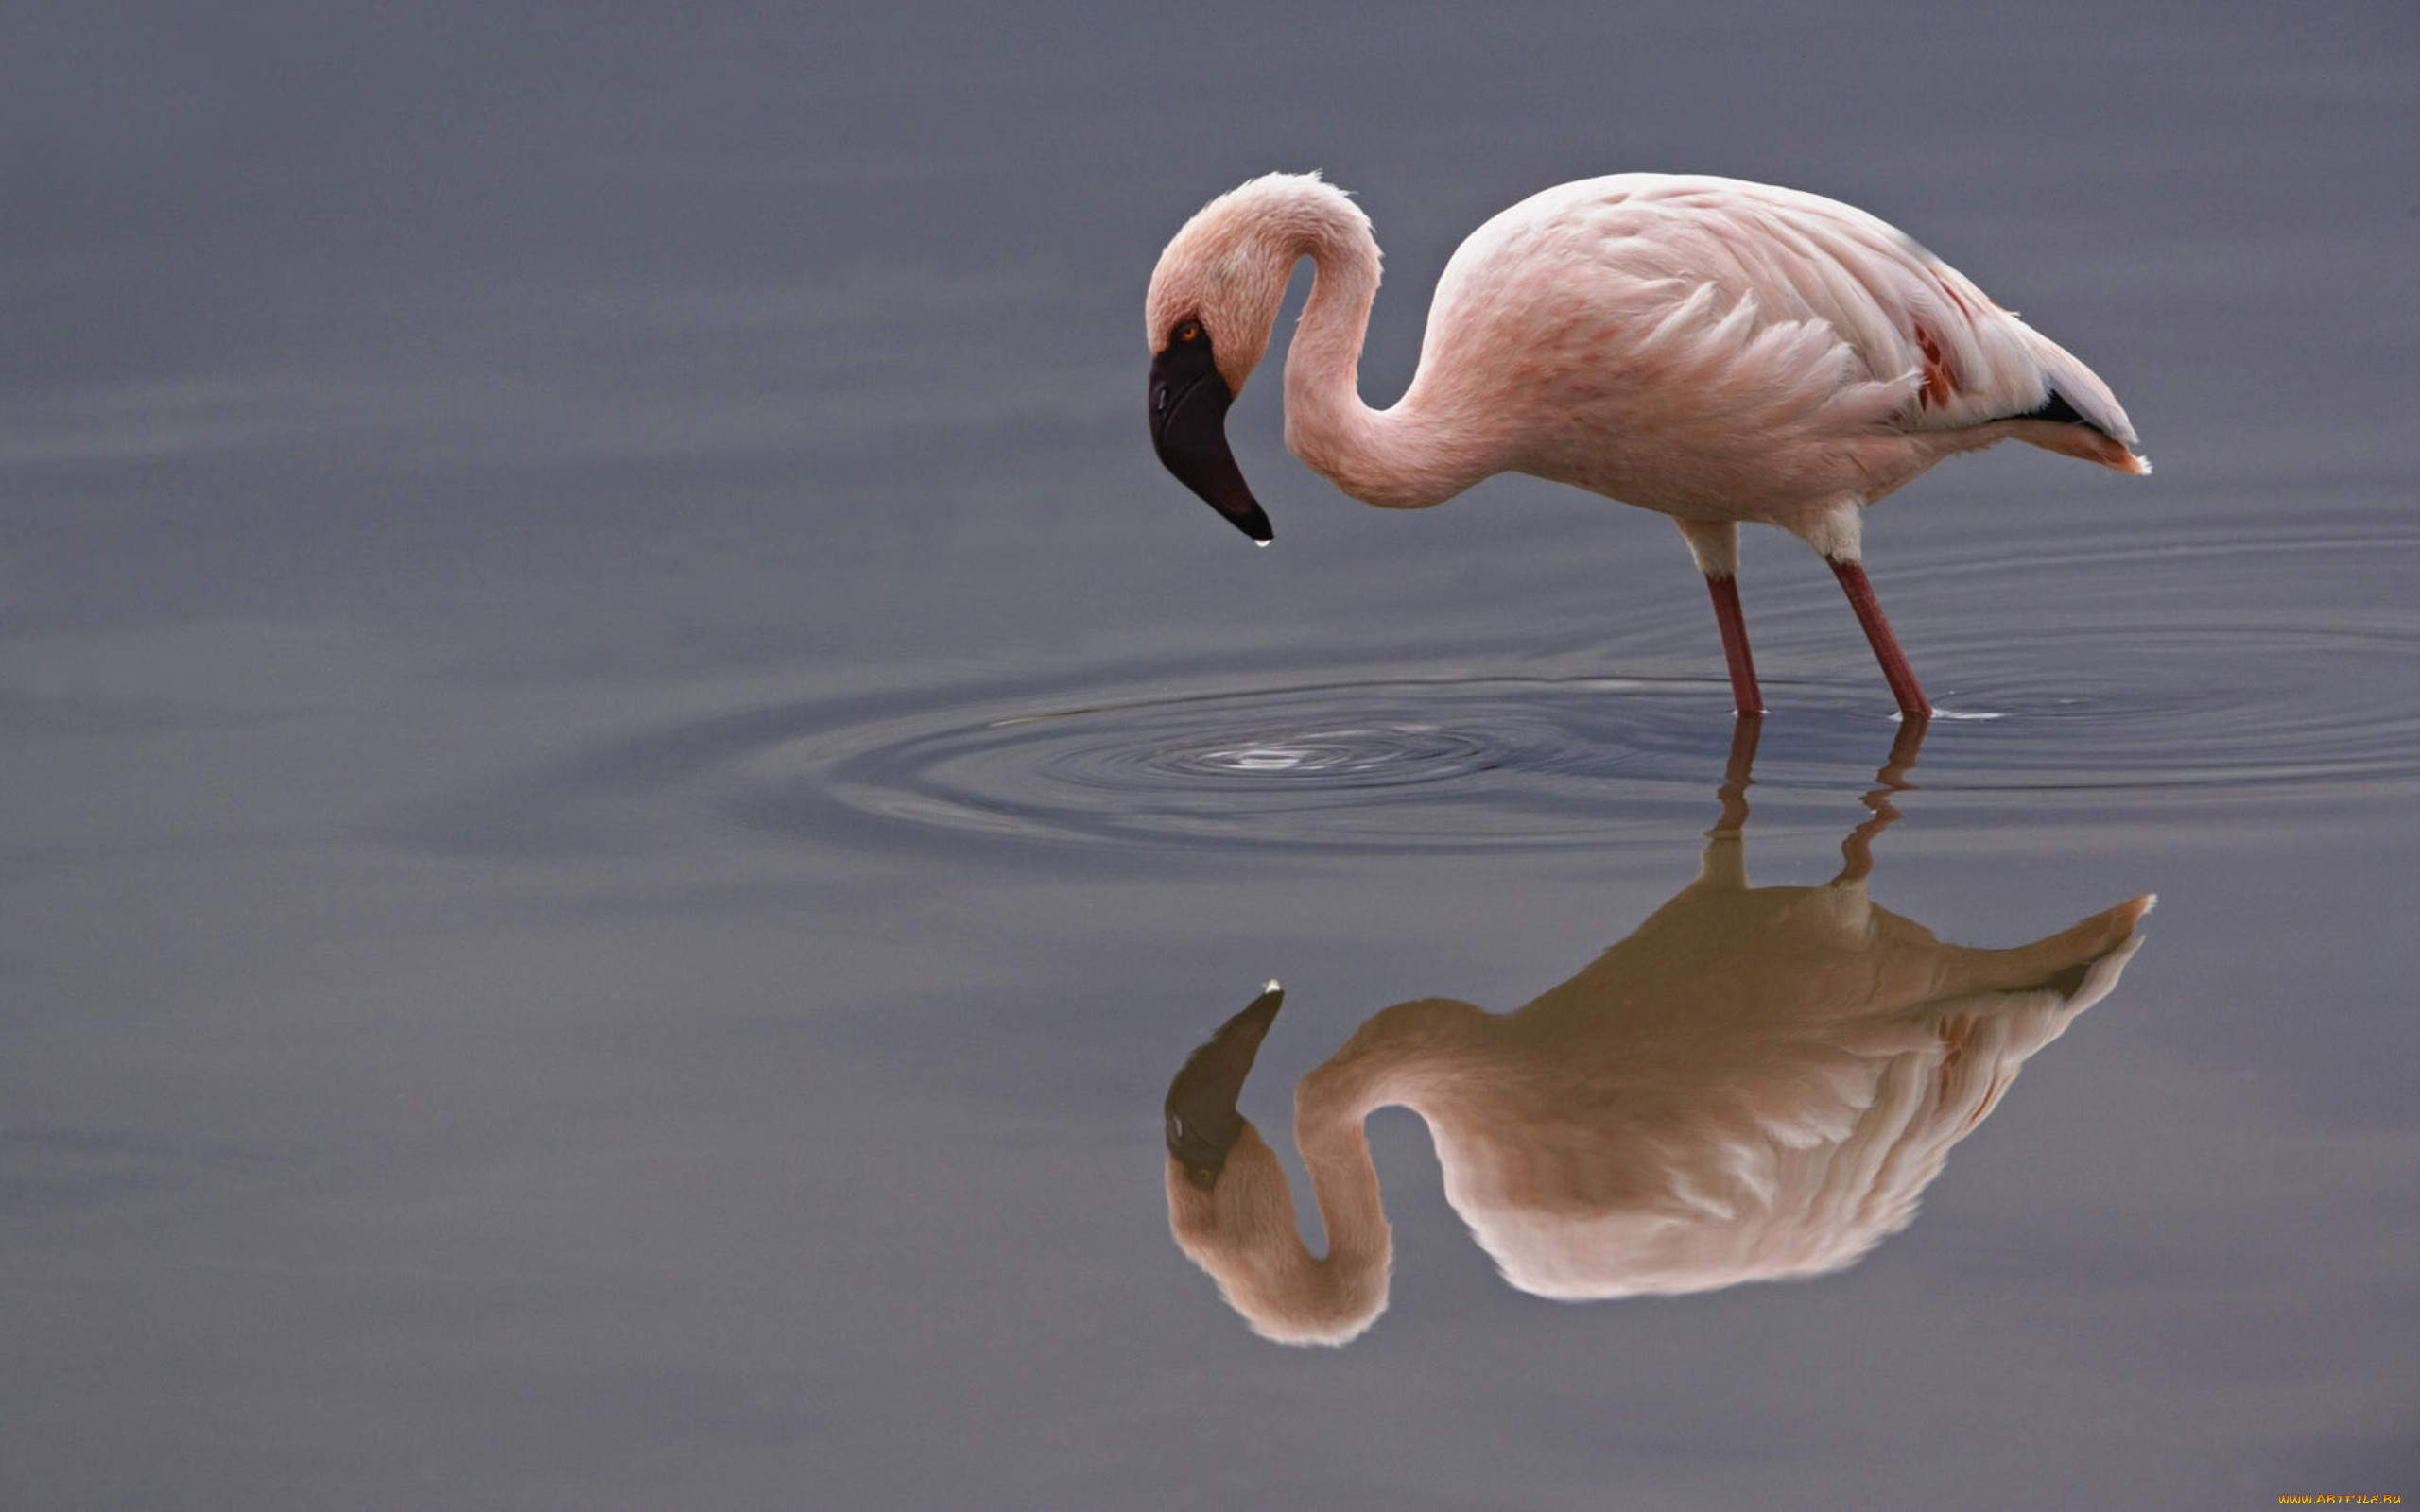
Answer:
1275 210 1478 511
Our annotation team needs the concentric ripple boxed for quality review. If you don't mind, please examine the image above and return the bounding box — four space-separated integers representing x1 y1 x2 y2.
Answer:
446 527 2415 860
698 606 2415 855
724 674 1721 852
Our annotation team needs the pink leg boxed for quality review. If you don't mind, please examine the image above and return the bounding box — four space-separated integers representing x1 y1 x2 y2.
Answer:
1829 559 1932 719
1703 575 1765 718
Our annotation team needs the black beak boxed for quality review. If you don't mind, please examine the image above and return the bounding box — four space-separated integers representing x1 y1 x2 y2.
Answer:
1149 335 1273 544
1163 982 1285 1189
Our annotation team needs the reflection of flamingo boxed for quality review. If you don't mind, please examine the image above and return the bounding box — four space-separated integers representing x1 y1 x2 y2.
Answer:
1145 173 2149 717
1161 724 2152 1345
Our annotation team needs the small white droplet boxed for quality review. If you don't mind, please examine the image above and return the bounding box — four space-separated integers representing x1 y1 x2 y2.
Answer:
1253 538 1271 549
1264 979 1283 994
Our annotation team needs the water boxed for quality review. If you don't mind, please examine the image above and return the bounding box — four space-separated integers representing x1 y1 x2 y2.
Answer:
4 3 2415 1507
729 527 2417 851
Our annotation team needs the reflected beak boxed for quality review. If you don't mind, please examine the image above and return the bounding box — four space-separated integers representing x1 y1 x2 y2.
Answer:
1163 982 1285 1189
1149 339 1273 543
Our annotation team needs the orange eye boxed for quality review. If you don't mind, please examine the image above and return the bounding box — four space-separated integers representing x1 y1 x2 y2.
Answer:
1175 320 1201 343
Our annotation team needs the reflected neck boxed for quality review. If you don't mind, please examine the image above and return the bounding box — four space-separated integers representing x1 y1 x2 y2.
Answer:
1297 1095 1392 1280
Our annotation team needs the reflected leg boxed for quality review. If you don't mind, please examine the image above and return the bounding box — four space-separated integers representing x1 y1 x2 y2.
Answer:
1697 715 1760 888
1840 717 1929 879
1712 711 1761 835
1876 714 1927 790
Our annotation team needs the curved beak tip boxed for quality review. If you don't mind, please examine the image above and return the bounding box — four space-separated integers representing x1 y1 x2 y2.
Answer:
1150 347 1273 544
1161 984 1288 1181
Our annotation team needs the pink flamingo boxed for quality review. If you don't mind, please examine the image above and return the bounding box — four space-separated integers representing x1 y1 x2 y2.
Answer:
1146 173 2149 718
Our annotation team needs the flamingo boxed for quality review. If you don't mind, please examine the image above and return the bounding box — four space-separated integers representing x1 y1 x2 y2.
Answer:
1145 172 2149 718
1160 723 2155 1345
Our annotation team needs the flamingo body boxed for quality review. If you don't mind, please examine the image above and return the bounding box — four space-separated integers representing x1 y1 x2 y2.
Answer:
1145 173 2150 716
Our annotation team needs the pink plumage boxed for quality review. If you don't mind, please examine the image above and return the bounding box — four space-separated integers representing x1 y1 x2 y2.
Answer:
1145 172 2149 718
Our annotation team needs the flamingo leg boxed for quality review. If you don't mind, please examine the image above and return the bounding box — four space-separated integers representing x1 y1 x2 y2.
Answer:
1675 521 1762 718
1712 713 1761 833
1839 717 1928 880
1828 558 1932 719
1703 575 1765 717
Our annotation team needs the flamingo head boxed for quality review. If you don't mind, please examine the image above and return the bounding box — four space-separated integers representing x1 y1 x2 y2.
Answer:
1145 181 1312 544
1162 981 1390 1346
1163 981 1285 1190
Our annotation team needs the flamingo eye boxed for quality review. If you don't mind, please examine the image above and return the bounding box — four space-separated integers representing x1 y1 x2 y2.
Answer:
1174 319 1202 344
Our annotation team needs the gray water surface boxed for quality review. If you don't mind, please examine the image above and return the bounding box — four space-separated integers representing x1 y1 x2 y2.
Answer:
4 3 2415 1508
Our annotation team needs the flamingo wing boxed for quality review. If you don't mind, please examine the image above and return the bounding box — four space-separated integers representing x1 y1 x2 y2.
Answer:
1496 176 2141 451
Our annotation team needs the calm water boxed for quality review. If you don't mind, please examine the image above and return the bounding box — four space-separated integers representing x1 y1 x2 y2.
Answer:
4 3 2415 1507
